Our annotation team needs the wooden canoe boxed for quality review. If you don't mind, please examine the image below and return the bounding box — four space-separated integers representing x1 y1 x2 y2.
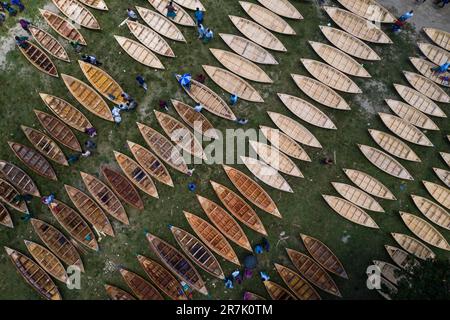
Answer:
379 113 433 147
423 181 450 210
171 99 219 140
114 151 159 199
263 280 297 300
393 84 446 118
385 99 439 131
127 21 175 58
411 195 450 231
24 240 69 284
28 25 69 62
343 168 396 200
418 42 450 66
136 6 186 42
202 65 264 102
21 125 68 166
403 71 450 103
241 156 293 193
219 33 278 65
0 178 28 213
257 0 302 19
323 6 392 44
170 225 225 279
384 245 417 270
378 277 398 300
441 152 450 168
52 0 100 29
239 1 295 35
434 168 450 188
8 142 57 181
137 122 189 174
323 195 379 228
18 40 58 77
291 74 350 110
336 0 396 23
0 160 40 197
65 185 114 237
61 74 113 122
5 247 61 300
331 182 384 212
145 232 208 295
0 203 13 228
424 27 450 51
391 233 436 260
78 0 108 11
173 0 205 11
39 9 86 45
114 35 164 70
274 263 321 300
137 255 187 300
119 268 164 300
278 93 337 130
104 285 136 300
249 140 303 177
209 48 273 83
300 233 348 279
147 0 196 27
368 129 421 162
268 111 322 148
409 57 450 88
286 248 341 297
259 126 311 162
80 172 129 225
229 15 287 52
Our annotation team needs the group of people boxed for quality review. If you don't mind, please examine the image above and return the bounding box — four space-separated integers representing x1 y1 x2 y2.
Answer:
0 0 25 25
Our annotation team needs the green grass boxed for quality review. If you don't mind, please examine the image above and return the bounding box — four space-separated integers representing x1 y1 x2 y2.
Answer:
0 0 449 300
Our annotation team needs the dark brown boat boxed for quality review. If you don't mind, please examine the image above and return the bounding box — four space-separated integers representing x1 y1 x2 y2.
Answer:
17 40 58 77
0 178 28 213
0 160 40 197
119 268 164 300
104 284 136 300
263 280 296 300
274 263 321 300
39 9 87 45
0 203 13 228
28 25 70 62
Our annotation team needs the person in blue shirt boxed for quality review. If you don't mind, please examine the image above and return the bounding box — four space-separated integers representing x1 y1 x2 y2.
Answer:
431 62 450 74
194 8 204 26
11 0 25 11
398 10 413 22
230 94 238 106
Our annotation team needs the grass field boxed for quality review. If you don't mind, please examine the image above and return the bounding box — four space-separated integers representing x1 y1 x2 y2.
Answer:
0 0 449 300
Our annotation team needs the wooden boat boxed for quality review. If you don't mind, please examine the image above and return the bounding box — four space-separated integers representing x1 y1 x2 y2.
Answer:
223 165 281 218
5 247 61 300
147 0 196 27
170 225 225 279
8 142 57 181
332 182 384 212
114 151 159 199
300 233 348 279
51 0 100 30
114 35 165 69
61 74 113 122
209 48 273 83
219 33 278 65
274 263 321 300
28 25 69 62
137 255 187 300
441 152 450 168
104 284 136 300
0 160 40 197
243 291 266 300
39 9 86 45
145 232 208 295
239 1 295 35
301 59 362 94
24 240 69 284
323 6 392 44
336 0 396 23
173 0 205 11
0 203 13 228
286 248 341 297
278 93 337 129
241 156 293 193
393 84 446 118
411 195 450 231
229 16 287 52
249 140 303 177
379 113 433 147
21 125 68 166
78 0 108 11
39 93 92 132
18 40 58 77
343 168 396 200
423 181 450 210
127 21 175 58
0 178 28 213
403 71 450 103
391 233 436 260
378 277 398 300
263 280 297 300
268 111 322 148
80 172 129 225
137 123 189 174
65 185 114 237
384 245 417 269
409 57 450 88
323 195 379 228
424 27 450 51
434 168 450 188
368 129 421 162
290 74 350 110
119 268 164 300
175 75 237 121
135 6 186 42
385 99 439 131
171 99 219 140
418 42 450 66
256 0 302 20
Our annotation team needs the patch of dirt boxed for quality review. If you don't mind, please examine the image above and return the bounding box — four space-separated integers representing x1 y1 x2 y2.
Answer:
356 79 390 115
0 24 24 70
103 260 118 274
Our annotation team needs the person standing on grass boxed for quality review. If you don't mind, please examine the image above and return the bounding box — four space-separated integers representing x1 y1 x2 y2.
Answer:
0 12 5 26
136 75 148 91
194 8 204 26
230 94 238 106
197 23 205 39
81 54 102 66
194 103 203 112
15 35 29 48
203 28 214 43
434 0 449 7
70 40 82 53
127 8 138 21
166 1 177 19
11 0 25 11
19 18 30 33
2 2 16 16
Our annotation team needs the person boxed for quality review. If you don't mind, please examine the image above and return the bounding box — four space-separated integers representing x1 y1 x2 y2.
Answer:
166 1 177 19
224 277 233 289
136 75 148 91
67 154 80 165
0 12 6 26
197 23 205 39
203 28 213 43
70 40 83 53
236 118 248 125
231 270 242 285
13 193 32 204
127 8 138 21
392 19 406 33
230 94 238 106
179 73 192 90
262 238 270 252
159 100 169 111
15 35 28 48
11 0 24 11
434 0 449 7
19 18 30 33
187 168 195 176
20 211 34 222
81 150 91 158
112 106 122 124
194 8 204 26
81 54 102 66
121 92 132 102
194 73 206 84
321 157 334 165
2 2 17 16
398 10 414 22
85 127 97 137
194 103 203 112
188 182 196 192
85 140 96 150
254 244 263 254
260 271 270 281
41 193 56 206
244 268 253 279
431 62 450 73
439 75 449 86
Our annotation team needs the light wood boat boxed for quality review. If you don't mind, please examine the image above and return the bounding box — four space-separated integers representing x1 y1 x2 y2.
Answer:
229 15 287 52
104 284 136 300
65 185 114 237
423 181 450 210
243 291 266 300
411 195 450 231
219 33 278 65
119 268 164 300
418 42 450 65
368 129 421 162
322 195 379 228
409 57 450 88
127 21 175 58
78 0 108 11
393 84 446 118
274 264 321 300
0 160 40 197
263 280 297 300
379 113 433 147
441 152 450 168
173 0 205 11
323 6 392 44
147 0 196 27
332 181 384 212
268 111 322 148
424 27 450 51
51 0 100 29
39 9 86 45
403 71 450 103
0 178 28 213
377 277 398 300
434 168 450 188
170 225 225 279
343 168 396 200
239 1 295 35
18 40 58 77
384 245 417 270
80 172 129 225
385 99 439 131
391 233 436 260
61 74 113 122
114 35 164 69
146 232 208 295
5 247 61 300
136 6 185 42
0 203 13 228
257 0 302 20
28 25 69 62
291 74 350 110
202 65 264 102
336 0 396 23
